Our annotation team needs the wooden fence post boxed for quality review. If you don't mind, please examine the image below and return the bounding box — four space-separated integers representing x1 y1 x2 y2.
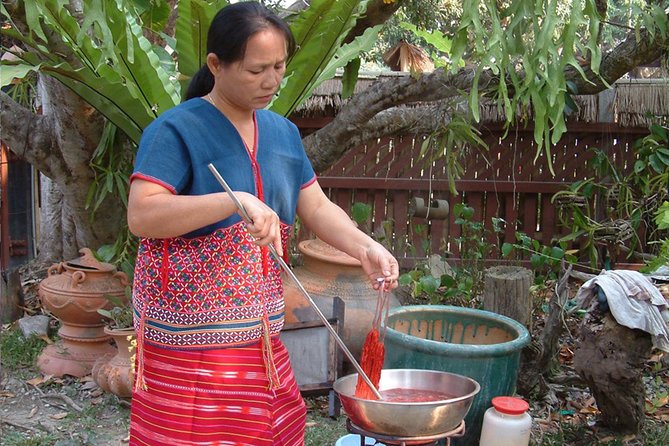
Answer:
483 266 534 330
1 268 24 324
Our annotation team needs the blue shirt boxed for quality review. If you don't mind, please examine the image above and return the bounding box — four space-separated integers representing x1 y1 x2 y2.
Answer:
131 98 316 238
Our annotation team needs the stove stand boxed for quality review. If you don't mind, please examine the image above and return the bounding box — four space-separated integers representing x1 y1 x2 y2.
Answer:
345 419 466 446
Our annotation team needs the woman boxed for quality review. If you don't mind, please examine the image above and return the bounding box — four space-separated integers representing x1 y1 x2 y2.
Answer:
127 2 399 445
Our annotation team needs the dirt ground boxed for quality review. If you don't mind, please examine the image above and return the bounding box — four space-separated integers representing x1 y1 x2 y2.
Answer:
0 370 130 445
1 264 132 446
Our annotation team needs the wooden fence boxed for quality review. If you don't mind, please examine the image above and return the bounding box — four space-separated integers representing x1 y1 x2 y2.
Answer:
297 121 650 267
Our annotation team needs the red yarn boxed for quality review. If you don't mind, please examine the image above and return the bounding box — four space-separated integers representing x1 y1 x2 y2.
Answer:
355 328 385 400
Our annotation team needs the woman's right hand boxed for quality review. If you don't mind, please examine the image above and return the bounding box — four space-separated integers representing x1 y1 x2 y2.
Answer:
235 192 283 257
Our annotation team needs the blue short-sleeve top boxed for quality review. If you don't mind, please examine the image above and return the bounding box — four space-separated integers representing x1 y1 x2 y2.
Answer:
131 98 316 237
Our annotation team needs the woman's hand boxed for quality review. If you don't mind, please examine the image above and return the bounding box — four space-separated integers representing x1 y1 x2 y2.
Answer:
358 242 399 291
236 192 283 257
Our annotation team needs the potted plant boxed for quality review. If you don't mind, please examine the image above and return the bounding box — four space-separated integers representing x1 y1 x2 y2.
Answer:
92 290 135 398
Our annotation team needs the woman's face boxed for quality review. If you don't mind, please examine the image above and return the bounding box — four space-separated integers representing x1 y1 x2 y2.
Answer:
212 27 288 112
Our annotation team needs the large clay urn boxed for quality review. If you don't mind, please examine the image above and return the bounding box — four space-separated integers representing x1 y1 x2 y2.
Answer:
92 327 135 398
283 238 400 361
37 248 129 377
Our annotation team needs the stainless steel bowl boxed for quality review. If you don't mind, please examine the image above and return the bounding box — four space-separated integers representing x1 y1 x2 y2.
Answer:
333 368 480 437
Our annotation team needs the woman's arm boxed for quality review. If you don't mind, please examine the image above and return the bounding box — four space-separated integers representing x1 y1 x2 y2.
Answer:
296 181 398 288
127 179 283 254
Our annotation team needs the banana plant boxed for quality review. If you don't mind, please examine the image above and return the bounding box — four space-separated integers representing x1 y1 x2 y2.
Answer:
1 0 381 144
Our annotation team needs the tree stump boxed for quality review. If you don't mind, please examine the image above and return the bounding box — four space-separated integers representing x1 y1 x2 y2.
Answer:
483 266 534 330
518 264 572 396
573 312 653 434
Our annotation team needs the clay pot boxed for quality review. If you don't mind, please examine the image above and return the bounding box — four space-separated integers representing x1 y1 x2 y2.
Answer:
283 238 400 361
92 327 135 398
37 248 129 377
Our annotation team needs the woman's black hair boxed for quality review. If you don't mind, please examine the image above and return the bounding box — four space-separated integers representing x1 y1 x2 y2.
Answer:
184 1 296 101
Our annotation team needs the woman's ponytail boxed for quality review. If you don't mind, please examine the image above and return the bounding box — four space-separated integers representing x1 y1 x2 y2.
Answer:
184 64 214 102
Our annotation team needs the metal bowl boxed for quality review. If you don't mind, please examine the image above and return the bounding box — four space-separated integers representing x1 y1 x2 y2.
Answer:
333 369 480 437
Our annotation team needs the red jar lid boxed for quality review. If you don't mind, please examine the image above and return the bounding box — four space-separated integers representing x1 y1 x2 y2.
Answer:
492 396 529 415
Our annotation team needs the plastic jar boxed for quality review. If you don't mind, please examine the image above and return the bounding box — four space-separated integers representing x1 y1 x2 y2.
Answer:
479 396 531 446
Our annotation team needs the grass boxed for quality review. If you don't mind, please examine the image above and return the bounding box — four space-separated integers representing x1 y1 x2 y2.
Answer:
534 419 669 446
304 399 348 446
1 432 58 446
0 327 47 371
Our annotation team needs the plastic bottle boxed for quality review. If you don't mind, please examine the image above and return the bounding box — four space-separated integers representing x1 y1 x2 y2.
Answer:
479 396 531 446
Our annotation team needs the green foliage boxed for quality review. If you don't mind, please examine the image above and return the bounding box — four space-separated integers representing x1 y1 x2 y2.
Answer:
656 201 669 230
86 122 134 214
645 373 669 415
645 202 669 272
347 201 395 251
350 201 372 227
399 203 496 305
175 0 228 95
399 262 444 302
1 0 382 141
0 328 47 371
399 21 454 69
362 0 457 66
453 203 495 287
97 290 134 329
270 0 377 116
394 0 624 171
501 229 577 283
419 116 488 195
1 0 181 144
552 123 669 268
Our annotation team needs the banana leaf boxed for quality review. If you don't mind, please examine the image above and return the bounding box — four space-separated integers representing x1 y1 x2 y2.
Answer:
0 62 41 87
313 24 382 89
106 0 180 113
271 0 370 117
175 0 228 88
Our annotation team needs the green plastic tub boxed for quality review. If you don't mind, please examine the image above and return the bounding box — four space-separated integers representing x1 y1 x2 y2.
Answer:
383 305 530 445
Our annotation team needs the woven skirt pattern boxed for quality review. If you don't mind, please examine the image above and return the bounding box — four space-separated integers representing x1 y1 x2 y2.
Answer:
129 338 306 446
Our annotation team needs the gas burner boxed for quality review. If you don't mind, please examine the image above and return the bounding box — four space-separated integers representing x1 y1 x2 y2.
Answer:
345 418 466 446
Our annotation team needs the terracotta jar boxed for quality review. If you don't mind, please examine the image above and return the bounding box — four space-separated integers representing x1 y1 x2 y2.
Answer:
283 238 399 361
92 327 135 398
37 248 129 377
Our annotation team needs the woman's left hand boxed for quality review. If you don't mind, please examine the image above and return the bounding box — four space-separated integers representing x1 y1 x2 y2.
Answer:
358 242 400 291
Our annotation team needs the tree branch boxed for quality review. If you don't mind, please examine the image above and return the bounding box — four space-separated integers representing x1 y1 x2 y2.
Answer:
0 90 57 176
304 15 668 169
567 20 669 94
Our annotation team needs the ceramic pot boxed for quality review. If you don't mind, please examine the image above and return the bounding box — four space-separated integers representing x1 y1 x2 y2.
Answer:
37 248 129 377
283 238 399 361
92 327 135 398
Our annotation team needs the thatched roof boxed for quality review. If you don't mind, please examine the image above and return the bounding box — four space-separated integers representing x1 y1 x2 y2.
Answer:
293 73 669 128
382 41 434 73
614 79 669 127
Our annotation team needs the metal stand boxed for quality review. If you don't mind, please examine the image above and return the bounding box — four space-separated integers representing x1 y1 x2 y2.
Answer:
346 419 466 446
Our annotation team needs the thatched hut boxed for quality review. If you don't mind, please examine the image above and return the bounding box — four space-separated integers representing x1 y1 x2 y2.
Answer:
292 73 669 129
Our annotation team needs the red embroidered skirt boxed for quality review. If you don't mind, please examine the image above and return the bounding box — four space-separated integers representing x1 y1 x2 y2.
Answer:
129 337 306 446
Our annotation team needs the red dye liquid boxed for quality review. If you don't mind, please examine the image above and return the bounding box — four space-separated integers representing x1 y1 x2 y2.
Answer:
379 388 456 403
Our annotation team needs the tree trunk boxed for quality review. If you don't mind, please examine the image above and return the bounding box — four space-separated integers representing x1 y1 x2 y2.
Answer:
573 312 653 434
483 266 534 330
517 264 572 396
2 75 126 264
